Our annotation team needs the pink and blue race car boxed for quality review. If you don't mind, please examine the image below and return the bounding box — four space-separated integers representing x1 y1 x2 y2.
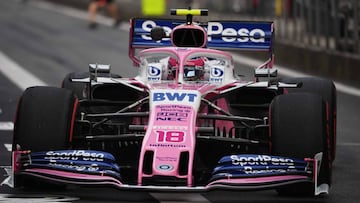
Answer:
10 8 336 196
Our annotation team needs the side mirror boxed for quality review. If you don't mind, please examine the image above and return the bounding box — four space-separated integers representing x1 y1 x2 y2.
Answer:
150 27 166 41
255 68 278 78
89 64 111 82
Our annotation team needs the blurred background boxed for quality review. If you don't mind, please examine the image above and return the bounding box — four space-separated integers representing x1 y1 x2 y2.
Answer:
44 0 360 86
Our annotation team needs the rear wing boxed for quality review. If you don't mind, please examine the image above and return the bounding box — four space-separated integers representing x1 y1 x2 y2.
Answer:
130 18 273 49
129 18 276 78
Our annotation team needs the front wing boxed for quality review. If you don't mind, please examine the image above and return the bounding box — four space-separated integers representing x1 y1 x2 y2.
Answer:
8 150 328 195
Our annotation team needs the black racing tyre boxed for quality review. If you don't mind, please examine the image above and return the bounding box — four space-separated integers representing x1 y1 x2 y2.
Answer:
62 72 89 99
13 86 78 152
62 72 122 99
270 93 331 196
281 77 336 162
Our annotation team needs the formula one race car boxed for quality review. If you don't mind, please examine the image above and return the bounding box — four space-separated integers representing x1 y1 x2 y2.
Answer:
10 9 336 196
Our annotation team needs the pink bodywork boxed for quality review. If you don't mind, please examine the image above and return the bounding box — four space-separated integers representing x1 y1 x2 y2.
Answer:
136 47 235 186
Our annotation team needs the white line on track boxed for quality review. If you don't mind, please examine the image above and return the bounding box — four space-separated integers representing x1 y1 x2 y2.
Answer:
3 144 12 152
0 122 14 131
0 194 79 202
0 52 47 91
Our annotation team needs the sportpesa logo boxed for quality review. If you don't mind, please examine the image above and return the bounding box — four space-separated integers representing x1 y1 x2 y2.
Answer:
230 155 295 167
140 20 267 43
45 150 105 161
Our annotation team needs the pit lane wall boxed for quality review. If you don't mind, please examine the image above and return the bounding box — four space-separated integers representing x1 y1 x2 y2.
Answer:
45 0 360 86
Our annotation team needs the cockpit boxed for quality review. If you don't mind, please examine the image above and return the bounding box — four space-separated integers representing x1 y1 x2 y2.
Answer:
137 48 235 85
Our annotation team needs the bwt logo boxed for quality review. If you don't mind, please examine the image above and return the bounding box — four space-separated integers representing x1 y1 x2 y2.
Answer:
153 92 197 102
148 66 161 76
207 22 266 43
211 67 224 77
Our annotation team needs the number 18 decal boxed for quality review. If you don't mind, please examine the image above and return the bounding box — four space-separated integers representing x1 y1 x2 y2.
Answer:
156 131 185 143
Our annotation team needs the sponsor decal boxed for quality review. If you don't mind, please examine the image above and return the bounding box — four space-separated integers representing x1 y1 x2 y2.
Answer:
156 112 188 121
230 155 295 167
137 20 267 43
153 125 188 131
148 66 161 76
45 150 105 161
45 162 121 177
210 67 224 83
157 164 174 171
155 104 191 121
211 67 224 77
156 105 191 112
149 143 186 148
156 156 177 162
153 92 197 102
48 162 100 172
212 155 306 175
213 165 303 176
241 166 296 174
147 65 161 81
207 22 266 43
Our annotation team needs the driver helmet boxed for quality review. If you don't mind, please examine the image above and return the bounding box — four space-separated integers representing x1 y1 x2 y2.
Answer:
167 57 178 80
183 58 205 81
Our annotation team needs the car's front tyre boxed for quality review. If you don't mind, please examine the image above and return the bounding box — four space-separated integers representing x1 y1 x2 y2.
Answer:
13 86 78 188
270 93 331 196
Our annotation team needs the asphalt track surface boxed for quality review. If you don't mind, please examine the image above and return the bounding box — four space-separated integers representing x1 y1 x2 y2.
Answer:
0 1 360 202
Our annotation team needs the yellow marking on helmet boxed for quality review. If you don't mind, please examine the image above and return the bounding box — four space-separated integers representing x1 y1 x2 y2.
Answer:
170 9 208 16
177 9 200 15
